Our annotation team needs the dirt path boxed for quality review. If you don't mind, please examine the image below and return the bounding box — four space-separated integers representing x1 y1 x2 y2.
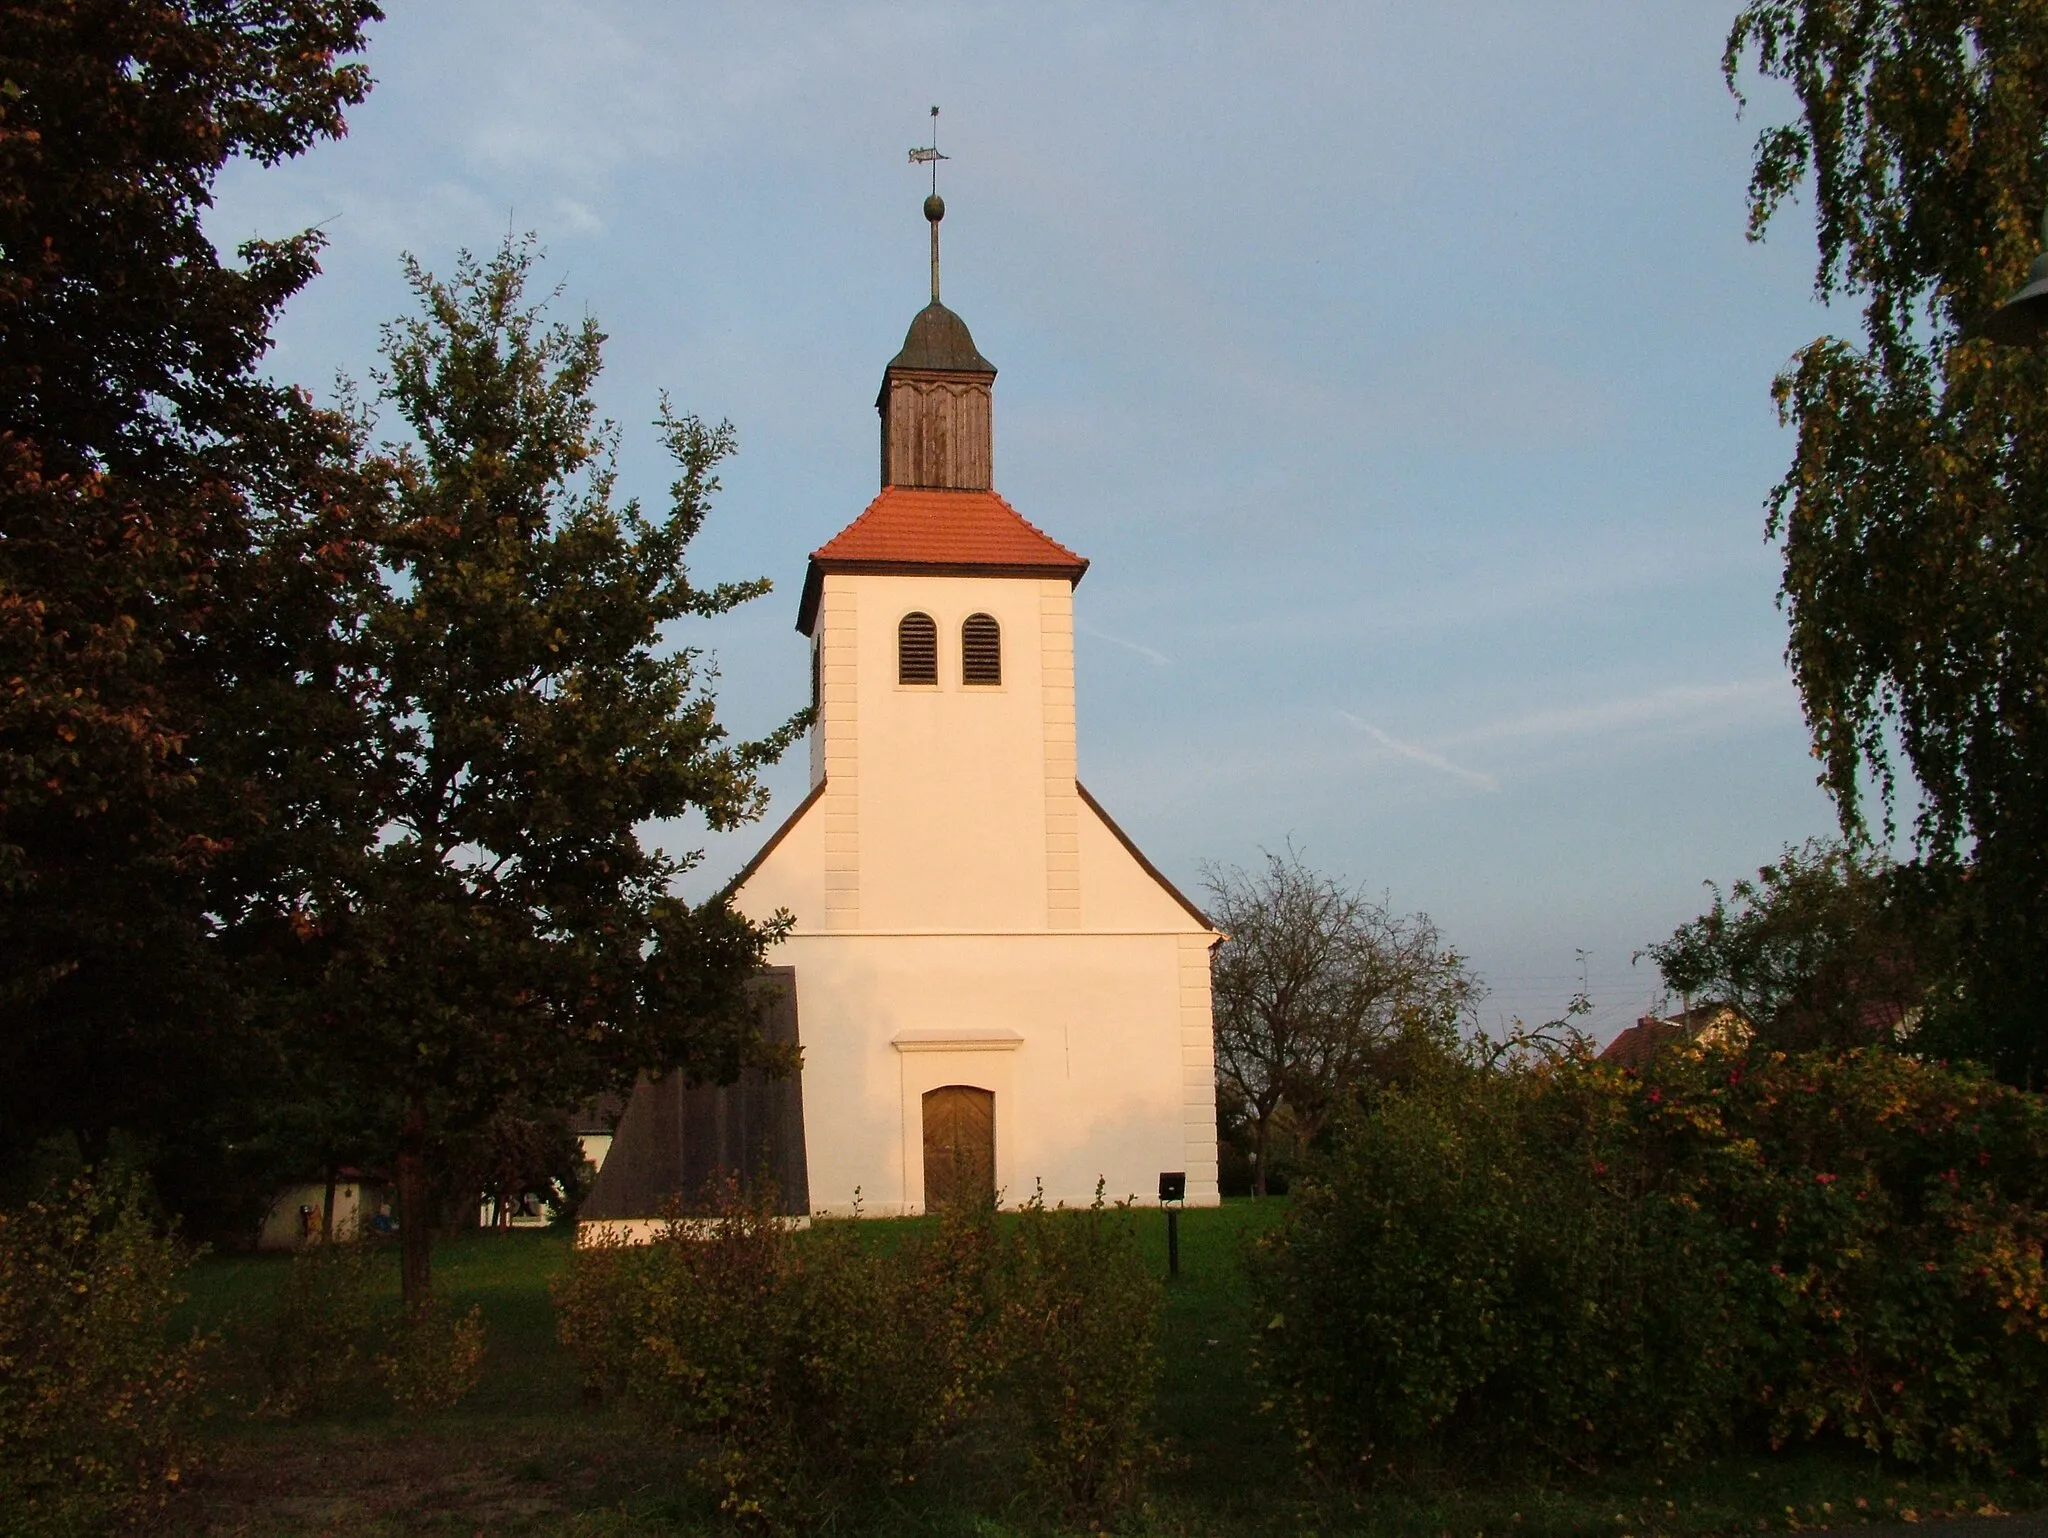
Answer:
163 1414 701 1536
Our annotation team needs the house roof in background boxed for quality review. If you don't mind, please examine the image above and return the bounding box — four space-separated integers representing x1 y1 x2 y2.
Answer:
1598 1003 1748 1071
1598 1016 1690 1072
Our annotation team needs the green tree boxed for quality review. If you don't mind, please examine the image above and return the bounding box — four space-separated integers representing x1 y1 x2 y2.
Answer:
1642 839 1932 1049
309 240 803 1303
1206 849 1476 1196
1725 1 2048 1084
0 0 384 1216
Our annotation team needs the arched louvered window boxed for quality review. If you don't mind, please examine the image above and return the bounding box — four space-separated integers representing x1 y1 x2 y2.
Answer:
961 613 1001 686
810 640 821 712
898 612 938 685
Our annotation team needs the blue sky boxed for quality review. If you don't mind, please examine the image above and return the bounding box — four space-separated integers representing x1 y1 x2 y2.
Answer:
208 3 1845 1040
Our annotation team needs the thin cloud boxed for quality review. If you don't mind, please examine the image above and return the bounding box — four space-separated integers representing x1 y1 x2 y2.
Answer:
1337 711 1500 793
554 198 605 235
1450 678 1796 748
1079 621 1172 666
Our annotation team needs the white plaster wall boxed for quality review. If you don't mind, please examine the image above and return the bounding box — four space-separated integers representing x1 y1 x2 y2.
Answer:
772 932 1203 1214
844 572 1054 932
256 1181 378 1250
1076 798 1206 931
739 785 828 923
737 813 1222 1212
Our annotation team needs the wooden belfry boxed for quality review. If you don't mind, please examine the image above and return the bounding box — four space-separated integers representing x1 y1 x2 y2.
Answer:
878 107 995 492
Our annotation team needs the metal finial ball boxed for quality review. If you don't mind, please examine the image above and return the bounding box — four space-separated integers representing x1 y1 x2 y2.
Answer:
925 193 945 223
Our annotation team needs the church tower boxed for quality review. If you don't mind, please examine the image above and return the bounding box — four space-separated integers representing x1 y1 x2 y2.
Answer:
582 187 1220 1232
794 190 1095 935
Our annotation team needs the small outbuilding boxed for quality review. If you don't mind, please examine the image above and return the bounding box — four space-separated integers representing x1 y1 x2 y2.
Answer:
256 1172 388 1251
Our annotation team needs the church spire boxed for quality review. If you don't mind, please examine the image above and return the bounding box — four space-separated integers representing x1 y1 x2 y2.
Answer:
912 105 946 304
880 109 996 491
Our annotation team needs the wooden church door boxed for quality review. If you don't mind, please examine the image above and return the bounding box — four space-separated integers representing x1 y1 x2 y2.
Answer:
921 1085 995 1211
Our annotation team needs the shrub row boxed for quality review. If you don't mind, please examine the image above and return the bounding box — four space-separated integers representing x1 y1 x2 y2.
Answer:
554 1186 1161 1530
1253 1047 2048 1480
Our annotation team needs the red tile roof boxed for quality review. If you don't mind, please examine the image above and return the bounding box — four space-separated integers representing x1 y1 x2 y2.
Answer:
813 487 1085 570
1599 1004 1750 1071
1599 1017 1690 1072
797 487 1088 634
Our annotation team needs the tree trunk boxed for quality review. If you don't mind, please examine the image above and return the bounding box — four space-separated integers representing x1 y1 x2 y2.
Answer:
397 1110 432 1310
321 1164 338 1245
1253 1111 1271 1198
79 1124 113 1169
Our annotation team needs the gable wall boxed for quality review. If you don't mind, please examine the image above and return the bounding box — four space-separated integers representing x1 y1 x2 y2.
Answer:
1076 794 1209 932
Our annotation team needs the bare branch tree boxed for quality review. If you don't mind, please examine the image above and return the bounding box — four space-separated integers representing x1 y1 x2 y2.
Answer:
1206 847 1478 1195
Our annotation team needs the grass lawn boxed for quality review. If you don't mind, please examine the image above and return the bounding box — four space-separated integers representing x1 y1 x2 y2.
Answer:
164 1200 2044 1536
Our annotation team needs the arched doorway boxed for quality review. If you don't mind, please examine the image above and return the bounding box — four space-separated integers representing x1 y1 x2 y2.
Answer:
921 1085 994 1211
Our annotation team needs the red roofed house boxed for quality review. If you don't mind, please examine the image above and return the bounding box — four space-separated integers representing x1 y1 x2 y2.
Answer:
581 198 1219 1232
1599 1003 1749 1071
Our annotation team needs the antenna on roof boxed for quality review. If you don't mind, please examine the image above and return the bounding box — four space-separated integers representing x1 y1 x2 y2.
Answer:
909 106 947 304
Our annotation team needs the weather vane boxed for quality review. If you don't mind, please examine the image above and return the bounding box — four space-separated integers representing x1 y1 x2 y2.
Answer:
908 105 948 304
908 104 947 195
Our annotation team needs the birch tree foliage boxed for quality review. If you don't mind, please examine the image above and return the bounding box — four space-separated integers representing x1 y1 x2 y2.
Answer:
1727 1 2048 1081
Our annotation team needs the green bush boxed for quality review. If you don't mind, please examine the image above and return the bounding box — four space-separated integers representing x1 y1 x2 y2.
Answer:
1252 1060 1753 1478
1253 1047 2048 1480
257 1238 390 1418
0 1171 210 1536
381 1296 488 1414
994 1184 1163 1512
556 1194 988 1526
258 1240 486 1418
787 1198 998 1497
1654 1048 2048 1464
554 1186 1160 1530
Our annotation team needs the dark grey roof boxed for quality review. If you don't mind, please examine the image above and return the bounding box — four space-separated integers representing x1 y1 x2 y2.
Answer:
887 302 996 375
579 968 809 1220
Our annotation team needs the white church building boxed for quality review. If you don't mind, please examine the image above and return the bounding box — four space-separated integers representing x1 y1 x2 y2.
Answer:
581 198 1219 1228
